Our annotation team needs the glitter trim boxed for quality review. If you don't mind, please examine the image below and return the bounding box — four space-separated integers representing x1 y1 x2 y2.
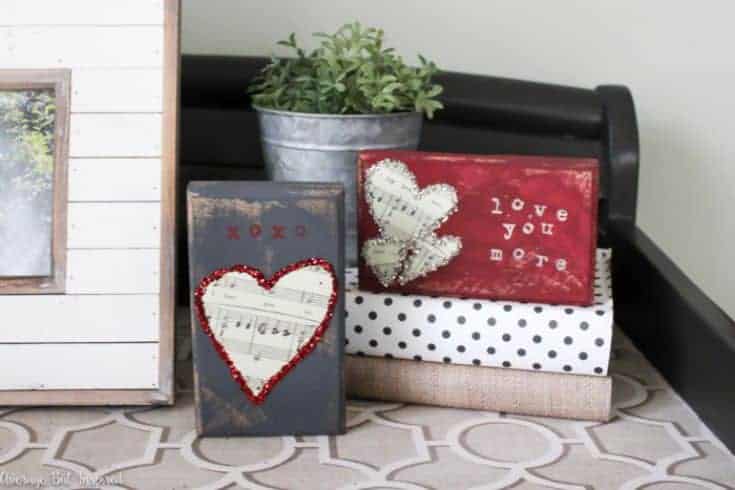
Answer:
193 258 338 405
361 236 409 287
362 158 461 286
397 233 463 285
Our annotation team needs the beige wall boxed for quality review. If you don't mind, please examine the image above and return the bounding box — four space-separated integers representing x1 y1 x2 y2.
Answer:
183 0 735 318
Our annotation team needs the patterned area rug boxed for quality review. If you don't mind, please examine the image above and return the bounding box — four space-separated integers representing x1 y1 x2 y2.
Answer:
1 330 734 489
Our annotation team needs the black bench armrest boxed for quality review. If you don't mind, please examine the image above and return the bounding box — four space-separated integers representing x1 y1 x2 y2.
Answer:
610 222 735 449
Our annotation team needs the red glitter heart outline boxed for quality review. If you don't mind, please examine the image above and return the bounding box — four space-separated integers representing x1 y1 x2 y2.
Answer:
193 258 338 405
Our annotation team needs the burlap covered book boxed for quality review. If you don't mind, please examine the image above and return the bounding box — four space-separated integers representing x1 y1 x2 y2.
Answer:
346 355 612 421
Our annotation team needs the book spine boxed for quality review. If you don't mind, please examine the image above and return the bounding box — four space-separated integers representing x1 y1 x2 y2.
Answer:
346 355 612 422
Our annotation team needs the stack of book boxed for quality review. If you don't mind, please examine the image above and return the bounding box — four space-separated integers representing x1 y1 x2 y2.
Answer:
344 249 614 421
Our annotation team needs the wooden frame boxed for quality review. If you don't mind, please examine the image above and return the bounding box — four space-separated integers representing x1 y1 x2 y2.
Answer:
0 0 179 406
156 0 180 405
0 69 70 294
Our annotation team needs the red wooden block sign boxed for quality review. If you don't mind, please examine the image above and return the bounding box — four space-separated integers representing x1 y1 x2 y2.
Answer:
357 151 599 305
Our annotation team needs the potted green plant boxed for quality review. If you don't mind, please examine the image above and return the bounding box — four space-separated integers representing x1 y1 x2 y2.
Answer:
249 22 443 264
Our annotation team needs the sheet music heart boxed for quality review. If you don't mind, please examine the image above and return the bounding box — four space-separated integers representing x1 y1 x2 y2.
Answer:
362 237 408 287
365 159 459 241
398 233 462 285
362 158 462 287
193 259 337 404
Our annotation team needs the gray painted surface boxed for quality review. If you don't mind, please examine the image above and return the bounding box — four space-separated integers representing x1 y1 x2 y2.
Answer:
187 181 345 437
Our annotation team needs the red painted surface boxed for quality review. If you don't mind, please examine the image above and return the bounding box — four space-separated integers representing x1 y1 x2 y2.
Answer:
358 151 599 305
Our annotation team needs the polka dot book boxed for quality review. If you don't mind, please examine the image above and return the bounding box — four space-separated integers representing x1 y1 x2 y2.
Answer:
346 249 613 377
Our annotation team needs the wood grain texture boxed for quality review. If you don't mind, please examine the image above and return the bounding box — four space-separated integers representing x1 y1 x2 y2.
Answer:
66 249 160 294
0 69 70 294
1 0 164 26
0 295 158 343
71 68 163 113
0 388 170 406
69 114 162 157
0 0 179 404
0 26 163 69
68 158 161 202
67 202 161 249
156 0 180 405
0 343 159 389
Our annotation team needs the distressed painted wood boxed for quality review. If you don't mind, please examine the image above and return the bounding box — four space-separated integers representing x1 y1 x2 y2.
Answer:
0 295 158 343
0 343 159 390
71 68 163 113
1 0 164 26
357 151 599 305
156 0 179 403
67 202 161 249
0 0 178 405
188 182 346 436
70 114 162 157
68 158 161 202
0 388 170 406
0 26 163 69
66 249 160 294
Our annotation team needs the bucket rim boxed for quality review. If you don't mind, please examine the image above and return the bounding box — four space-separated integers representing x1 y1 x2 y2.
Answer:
253 105 423 120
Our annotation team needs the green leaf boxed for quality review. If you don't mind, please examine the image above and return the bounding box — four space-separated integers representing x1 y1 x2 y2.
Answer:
247 22 443 118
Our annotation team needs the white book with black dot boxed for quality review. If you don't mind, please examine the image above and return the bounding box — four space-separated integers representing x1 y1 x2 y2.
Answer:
346 249 613 377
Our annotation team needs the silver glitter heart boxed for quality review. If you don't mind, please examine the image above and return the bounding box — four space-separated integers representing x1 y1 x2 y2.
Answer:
365 159 459 242
362 237 408 287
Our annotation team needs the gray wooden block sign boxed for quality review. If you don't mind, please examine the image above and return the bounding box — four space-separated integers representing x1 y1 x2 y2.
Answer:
187 181 345 436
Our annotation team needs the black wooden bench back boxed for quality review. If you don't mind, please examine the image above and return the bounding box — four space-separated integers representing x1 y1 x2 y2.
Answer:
179 55 639 301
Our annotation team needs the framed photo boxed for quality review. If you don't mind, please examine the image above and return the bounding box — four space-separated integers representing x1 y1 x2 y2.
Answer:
0 69 70 293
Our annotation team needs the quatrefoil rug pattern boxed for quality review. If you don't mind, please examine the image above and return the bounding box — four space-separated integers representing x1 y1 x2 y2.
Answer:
1 329 733 489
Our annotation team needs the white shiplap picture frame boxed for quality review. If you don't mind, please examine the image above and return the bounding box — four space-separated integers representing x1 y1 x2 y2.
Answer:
0 0 179 405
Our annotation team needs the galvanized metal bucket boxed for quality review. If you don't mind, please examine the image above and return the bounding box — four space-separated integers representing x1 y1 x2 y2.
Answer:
254 106 423 266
